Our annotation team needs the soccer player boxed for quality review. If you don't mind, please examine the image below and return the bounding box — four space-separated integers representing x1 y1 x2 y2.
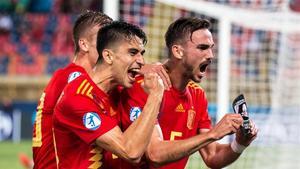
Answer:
32 11 112 169
112 17 258 169
52 21 165 169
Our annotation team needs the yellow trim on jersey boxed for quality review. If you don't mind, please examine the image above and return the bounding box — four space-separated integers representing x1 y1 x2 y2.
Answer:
52 128 59 169
32 108 42 147
76 79 94 99
77 79 88 94
170 131 183 140
187 81 203 90
86 86 94 99
88 148 103 169
32 92 45 147
110 107 117 116
81 82 90 95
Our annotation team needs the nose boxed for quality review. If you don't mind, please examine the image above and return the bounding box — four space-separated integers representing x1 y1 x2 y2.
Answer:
135 54 145 66
206 48 214 59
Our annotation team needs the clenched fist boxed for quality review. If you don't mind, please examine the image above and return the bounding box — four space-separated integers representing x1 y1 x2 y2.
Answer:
142 73 164 98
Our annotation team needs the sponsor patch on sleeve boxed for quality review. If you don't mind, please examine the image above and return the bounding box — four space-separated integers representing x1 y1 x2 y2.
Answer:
129 107 142 122
83 112 101 130
68 72 81 83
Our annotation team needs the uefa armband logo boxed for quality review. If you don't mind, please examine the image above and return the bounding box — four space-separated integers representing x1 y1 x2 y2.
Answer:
83 112 101 130
130 107 142 122
68 72 81 83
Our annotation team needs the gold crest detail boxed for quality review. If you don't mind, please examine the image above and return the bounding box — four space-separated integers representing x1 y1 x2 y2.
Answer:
187 109 196 130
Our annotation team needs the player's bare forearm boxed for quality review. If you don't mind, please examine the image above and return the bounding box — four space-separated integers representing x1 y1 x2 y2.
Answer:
145 113 244 166
146 128 217 167
199 142 240 169
199 121 258 168
95 93 162 163
122 92 163 158
96 73 164 163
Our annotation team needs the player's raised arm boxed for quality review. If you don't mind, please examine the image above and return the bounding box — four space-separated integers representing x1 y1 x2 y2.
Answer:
145 108 244 167
198 119 258 169
95 72 164 163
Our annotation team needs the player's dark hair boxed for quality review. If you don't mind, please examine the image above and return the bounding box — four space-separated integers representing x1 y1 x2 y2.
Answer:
165 17 211 55
73 10 112 53
96 21 147 63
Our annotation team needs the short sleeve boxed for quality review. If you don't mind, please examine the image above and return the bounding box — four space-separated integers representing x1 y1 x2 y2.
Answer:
197 92 212 129
59 95 117 144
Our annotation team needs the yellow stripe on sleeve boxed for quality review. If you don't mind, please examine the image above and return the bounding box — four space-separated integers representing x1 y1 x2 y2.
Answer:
81 82 90 95
76 79 87 94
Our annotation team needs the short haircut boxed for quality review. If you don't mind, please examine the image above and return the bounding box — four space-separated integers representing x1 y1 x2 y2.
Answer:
73 10 113 53
165 17 211 50
96 21 147 63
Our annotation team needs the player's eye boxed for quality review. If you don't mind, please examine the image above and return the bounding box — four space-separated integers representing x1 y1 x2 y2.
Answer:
197 44 214 50
129 49 138 56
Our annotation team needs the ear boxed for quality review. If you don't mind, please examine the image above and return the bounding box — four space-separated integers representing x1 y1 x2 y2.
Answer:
102 49 113 65
171 45 184 59
78 38 89 52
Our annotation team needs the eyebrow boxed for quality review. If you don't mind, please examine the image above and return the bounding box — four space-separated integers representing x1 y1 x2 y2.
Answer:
128 48 145 55
196 44 214 50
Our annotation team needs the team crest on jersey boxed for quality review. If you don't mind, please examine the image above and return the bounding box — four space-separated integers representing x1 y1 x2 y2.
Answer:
68 72 81 83
83 112 101 130
130 107 142 122
187 108 196 130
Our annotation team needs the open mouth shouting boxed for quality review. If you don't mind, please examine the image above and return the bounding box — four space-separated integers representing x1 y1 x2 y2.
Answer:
127 66 142 82
198 59 212 79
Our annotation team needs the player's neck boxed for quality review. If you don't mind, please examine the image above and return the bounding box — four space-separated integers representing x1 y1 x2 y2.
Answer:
89 64 117 93
73 53 94 73
164 60 189 91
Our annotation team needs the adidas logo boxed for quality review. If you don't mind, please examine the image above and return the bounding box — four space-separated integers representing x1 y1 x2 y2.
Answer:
175 103 185 112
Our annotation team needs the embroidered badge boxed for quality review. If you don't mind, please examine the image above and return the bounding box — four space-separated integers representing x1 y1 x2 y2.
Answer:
83 112 101 130
187 108 196 130
129 107 142 122
68 72 81 83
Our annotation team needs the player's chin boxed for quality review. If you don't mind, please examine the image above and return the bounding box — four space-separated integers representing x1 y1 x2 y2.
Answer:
124 82 134 88
123 77 135 88
192 75 203 83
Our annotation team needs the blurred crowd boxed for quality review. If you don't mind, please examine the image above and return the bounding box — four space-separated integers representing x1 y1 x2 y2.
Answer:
0 0 101 13
0 0 102 75
0 0 298 76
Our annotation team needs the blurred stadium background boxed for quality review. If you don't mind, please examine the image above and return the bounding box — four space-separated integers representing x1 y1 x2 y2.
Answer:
0 0 300 168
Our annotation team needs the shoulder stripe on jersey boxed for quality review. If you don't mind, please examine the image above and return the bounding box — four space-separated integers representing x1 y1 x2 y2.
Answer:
81 82 90 95
86 86 93 99
76 79 94 99
188 81 203 90
77 79 88 94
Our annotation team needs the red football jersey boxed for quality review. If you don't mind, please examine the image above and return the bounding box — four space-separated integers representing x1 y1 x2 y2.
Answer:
53 73 118 169
32 63 86 169
110 76 212 169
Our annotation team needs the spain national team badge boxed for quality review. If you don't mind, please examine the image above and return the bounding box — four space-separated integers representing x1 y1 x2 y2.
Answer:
187 108 196 130
68 71 81 83
130 107 142 122
83 112 101 130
